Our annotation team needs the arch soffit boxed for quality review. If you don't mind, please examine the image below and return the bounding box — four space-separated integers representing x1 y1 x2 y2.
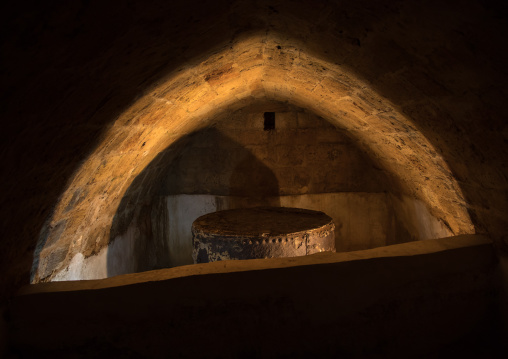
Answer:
35 33 474 281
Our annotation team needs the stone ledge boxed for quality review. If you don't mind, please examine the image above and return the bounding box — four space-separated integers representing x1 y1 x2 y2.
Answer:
18 234 492 295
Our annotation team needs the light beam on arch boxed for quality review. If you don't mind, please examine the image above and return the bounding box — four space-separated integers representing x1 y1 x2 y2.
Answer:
32 32 474 283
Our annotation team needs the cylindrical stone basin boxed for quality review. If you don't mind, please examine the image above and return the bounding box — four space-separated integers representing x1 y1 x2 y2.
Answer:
192 207 335 263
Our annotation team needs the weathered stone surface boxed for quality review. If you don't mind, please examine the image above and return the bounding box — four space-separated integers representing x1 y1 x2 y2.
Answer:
10 235 504 358
0 0 506 356
192 207 335 263
161 106 391 196
0 0 506 303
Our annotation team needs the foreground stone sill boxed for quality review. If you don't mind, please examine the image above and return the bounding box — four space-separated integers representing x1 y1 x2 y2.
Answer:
19 234 491 295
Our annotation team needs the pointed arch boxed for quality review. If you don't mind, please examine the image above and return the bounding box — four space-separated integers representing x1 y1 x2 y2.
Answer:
32 33 474 282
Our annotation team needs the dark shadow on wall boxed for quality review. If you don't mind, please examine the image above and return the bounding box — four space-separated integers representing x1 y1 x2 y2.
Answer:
2 0 269 297
107 127 279 277
228 157 281 208
160 127 280 199
4 0 503 298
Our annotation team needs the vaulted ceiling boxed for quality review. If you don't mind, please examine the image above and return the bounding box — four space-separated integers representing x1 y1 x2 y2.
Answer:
1 0 507 295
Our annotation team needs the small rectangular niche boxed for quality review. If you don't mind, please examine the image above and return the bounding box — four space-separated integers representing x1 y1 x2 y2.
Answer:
264 112 275 131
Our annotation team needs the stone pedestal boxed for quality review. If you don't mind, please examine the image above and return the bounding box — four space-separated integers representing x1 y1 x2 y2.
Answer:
192 207 335 263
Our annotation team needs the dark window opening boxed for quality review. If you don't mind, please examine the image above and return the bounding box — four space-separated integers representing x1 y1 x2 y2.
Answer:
264 112 275 131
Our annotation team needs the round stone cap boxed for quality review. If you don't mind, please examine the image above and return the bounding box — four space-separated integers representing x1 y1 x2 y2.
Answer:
192 206 333 238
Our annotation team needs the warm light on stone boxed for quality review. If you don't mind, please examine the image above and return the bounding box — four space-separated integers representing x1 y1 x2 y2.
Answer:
2 0 507 356
31 33 475 283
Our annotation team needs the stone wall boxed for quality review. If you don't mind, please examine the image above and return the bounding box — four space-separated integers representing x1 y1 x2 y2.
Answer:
0 0 505 297
162 106 388 196
51 105 451 281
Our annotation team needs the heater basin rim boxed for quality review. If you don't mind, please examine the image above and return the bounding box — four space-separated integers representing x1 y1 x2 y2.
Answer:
191 206 334 238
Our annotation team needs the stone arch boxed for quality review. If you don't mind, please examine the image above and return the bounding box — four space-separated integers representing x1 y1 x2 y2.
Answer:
32 33 474 283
